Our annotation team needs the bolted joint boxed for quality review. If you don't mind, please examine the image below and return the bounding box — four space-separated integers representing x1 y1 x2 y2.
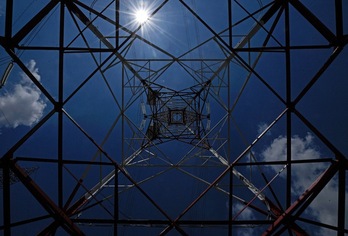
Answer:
0 36 16 52
1 152 14 162
54 102 63 112
287 101 296 112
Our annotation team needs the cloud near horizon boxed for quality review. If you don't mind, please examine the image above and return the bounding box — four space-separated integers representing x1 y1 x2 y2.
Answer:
0 60 47 129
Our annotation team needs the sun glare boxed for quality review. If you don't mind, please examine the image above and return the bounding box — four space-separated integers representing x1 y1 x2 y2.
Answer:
135 9 150 24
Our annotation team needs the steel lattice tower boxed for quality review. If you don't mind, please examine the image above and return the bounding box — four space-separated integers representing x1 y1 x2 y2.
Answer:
0 0 347 235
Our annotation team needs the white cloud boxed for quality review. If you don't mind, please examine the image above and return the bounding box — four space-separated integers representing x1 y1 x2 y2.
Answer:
20 59 42 82
232 203 256 236
257 122 271 136
233 202 255 221
0 60 47 129
261 133 348 235
262 133 324 193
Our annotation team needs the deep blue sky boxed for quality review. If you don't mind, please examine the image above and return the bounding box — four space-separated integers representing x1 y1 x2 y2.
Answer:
0 0 347 235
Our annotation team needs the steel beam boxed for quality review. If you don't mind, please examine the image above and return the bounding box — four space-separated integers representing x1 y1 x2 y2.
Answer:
115 0 120 48
337 162 346 236
262 162 339 235
5 0 13 40
1 0 347 235
160 109 288 235
2 158 11 236
72 218 274 225
9 161 84 235
58 0 65 210
0 215 51 231
12 0 60 45
289 0 336 43
285 1 292 212
335 0 343 39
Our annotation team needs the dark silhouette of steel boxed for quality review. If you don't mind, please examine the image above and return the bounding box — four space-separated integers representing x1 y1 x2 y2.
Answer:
0 0 347 235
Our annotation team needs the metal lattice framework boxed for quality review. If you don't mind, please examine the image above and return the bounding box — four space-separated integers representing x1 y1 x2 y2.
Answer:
0 0 347 235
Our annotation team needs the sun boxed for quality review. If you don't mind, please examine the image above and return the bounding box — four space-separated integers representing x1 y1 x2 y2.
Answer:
135 9 150 24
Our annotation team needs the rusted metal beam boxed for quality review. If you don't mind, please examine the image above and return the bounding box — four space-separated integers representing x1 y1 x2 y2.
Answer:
9 161 84 235
262 162 339 235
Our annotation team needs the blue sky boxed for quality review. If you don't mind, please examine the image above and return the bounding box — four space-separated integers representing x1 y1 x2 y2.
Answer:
0 0 348 235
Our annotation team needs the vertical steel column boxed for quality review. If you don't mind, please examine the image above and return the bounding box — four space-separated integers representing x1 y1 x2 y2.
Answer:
122 64 125 165
116 0 120 49
337 161 346 236
113 165 119 236
228 0 232 48
5 0 13 40
3 157 11 236
58 0 65 209
228 168 233 236
335 0 343 39
227 60 232 236
3 3 13 233
285 1 292 210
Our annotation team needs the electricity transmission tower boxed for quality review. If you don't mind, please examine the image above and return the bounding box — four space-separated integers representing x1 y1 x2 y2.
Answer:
0 0 347 235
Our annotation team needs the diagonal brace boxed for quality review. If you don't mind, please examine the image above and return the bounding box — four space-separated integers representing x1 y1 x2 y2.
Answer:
12 0 60 45
262 161 339 235
9 160 84 235
289 0 336 43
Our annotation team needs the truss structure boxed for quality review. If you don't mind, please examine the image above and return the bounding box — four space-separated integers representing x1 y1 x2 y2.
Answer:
0 0 347 235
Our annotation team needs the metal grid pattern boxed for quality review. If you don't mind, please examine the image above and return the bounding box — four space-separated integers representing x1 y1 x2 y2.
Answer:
0 0 347 235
